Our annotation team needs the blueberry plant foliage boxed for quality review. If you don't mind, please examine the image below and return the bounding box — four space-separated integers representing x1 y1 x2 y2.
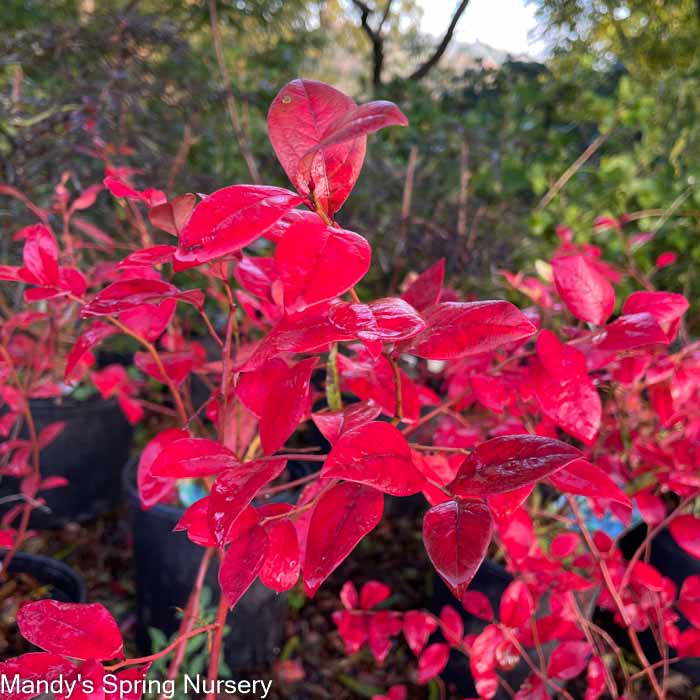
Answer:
1 79 699 700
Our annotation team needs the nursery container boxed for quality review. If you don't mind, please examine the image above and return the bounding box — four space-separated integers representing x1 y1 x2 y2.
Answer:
123 462 288 671
0 550 86 657
0 395 133 528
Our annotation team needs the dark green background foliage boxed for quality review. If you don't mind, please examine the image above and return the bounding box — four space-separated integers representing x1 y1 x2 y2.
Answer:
1 0 699 321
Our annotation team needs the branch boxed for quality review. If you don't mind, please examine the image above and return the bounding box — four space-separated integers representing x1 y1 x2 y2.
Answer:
351 0 393 88
409 0 471 80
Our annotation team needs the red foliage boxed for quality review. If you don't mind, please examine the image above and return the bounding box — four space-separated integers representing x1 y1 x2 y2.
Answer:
2 78 699 700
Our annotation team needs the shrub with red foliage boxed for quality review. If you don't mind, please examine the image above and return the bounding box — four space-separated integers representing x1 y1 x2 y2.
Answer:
1 79 698 700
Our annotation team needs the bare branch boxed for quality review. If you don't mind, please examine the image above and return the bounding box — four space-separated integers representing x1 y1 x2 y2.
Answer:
351 0 394 88
409 0 471 80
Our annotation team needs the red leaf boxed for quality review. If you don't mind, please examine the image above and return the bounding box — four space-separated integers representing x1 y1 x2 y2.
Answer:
150 437 239 478
597 312 668 351
17 600 123 660
499 580 533 629
546 640 592 680
80 279 203 317
401 259 445 311
268 79 366 215
407 301 536 360
451 435 582 498
20 225 60 287
532 331 601 444
679 575 700 628
360 581 392 610
549 459 630 506
669 515 700 559
298 100 407 182
461 590 494 620
417 643 449 684
586 655 606 700
120 299 176 342
65 322 118 382
303 482 383 596
307 100 407 151
238 358 316 455
423 499 493 598
321 421 425 496
552 255 614 325
622 291 688 340
208 458 287 545
134 349 196 386
118 245 176 268
174 185 302 267
312 400 382 445
219 524 268 609
240 305 356 371
440 605 464 646
174 497 216 547
403 610 438 656
275 216 370 312
368 611 403 664
148 193 196 236
550 532 580 558
260 518 301 592
0 653 75 700
234 256 279 301
137 428 188 508
329 298 425 344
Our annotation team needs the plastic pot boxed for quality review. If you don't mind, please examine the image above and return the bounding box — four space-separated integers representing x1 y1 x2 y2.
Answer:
0 550 86 657
0 395 133 529
123 461 288 671
1 550 87 603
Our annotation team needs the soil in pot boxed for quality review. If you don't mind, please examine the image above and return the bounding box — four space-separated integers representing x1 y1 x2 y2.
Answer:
0 395 133 529
0 550 86 658
123 461 288 672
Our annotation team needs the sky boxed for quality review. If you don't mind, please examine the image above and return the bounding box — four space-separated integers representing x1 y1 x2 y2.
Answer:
416 0 546 57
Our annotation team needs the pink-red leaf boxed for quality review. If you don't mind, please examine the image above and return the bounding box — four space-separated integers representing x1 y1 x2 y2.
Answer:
303 482 384 596
549 459 630 506
423 499 493 599
0 653 75 700
552 255 614 325
401 259 445 311
137 428 188 508
174 185 302 267
208 458 287 545
321 421 425 496
268 79 366 215
65 322 118 382
546 640 592 680
312 400 382 445
461 590 494 620
150 437 239 478
403 610 438 656
219 524 268 609
451 435 582 498
408 301 536 360
669 515 700 559
275 216 370 312
622 291 688 340
597 312 668 351
417 643 449 684
260 518 301 592
238 358 316 455
17 600 123 660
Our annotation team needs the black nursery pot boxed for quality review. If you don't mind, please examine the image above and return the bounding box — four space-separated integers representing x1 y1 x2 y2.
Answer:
123 462 288 671
1 550 87 603
0 396 133 529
